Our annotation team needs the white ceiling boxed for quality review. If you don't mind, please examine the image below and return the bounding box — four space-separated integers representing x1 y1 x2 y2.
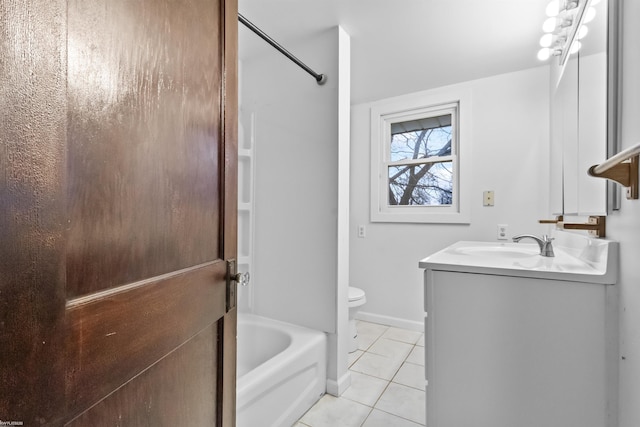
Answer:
238 0 550 104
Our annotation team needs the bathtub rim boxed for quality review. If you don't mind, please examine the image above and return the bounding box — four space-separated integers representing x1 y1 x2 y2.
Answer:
235 312 327 403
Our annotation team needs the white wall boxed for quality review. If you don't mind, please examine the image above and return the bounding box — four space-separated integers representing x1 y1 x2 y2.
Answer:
240 26 352 395
349 66 551 328
243 28 339 332
608 1 640 425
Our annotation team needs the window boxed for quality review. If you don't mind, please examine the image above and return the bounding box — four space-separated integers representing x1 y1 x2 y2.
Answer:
370 89 471 223
388 108 454 206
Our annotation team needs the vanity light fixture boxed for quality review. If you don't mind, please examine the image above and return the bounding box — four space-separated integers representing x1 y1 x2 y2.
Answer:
537 0 596 63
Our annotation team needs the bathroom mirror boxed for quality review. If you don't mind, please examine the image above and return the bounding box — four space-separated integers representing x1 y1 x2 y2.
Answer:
549 0 619 216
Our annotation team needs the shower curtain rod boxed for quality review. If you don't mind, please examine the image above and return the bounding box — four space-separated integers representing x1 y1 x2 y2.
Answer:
238 13 327 85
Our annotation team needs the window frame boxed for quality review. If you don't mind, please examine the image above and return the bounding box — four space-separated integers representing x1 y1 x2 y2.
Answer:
370 88 472 223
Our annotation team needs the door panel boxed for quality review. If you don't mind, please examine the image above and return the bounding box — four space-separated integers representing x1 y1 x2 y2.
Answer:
66 0 222 298
0 0 237 424
64 262 227 417
66 323 219 426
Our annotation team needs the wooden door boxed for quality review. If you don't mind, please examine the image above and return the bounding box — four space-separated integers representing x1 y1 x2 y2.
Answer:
0 0 238 425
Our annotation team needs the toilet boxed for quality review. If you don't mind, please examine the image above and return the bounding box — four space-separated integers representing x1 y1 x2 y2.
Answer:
348 287 367 353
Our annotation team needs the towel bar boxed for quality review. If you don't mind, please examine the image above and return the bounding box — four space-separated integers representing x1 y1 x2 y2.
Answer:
588 142 640 200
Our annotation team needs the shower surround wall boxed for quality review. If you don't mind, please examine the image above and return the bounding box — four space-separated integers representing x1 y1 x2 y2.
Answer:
239 26 351 395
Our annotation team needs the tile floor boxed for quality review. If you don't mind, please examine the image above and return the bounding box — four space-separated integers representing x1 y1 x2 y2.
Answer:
294 321 425 427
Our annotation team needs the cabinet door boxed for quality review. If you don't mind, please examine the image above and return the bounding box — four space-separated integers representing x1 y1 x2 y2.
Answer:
425 271 608 427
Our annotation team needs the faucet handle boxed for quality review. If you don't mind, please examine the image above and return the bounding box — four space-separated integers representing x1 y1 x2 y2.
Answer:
540 235 555 257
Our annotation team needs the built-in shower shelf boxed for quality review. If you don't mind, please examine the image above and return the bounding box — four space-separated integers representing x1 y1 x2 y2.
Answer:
237 108 255 312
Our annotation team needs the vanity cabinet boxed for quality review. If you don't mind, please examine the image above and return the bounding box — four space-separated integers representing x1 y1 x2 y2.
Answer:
420 246 618 427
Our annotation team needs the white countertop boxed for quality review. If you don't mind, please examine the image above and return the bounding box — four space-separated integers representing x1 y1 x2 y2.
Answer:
419 234 618 284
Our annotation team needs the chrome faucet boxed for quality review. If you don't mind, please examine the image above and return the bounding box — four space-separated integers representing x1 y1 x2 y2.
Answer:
512 234 555 257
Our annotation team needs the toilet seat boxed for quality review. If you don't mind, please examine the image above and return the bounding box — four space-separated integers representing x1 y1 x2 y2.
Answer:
348 287 367 352
348 287 366 307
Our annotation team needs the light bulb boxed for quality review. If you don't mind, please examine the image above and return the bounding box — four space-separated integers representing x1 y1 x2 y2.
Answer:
566 0 578 10
546 0 560 17
560 17 573 28
570 41 582 54
583 7 596 24
540 33 554 47
543 17 557 33
577 25 589 39
538 48 551 61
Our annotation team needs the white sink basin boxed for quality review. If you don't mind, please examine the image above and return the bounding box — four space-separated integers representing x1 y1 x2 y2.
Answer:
419 232 618 284
450 245 540 258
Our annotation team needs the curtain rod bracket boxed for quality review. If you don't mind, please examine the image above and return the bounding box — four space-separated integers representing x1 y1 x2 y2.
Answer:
238 13 327 86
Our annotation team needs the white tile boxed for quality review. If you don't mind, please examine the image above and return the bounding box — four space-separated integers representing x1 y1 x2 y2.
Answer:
357 333 377 351
382 327 422 345
299 395 371 427
295 320 427 427
350 351 404 380
392 362 425 391
348 349 364 367
405 346 424 366
356 328 381 351
367 338 413 362
342 371 389 407
362 409 423 427
356 321 388 351
357 321 389 337
375 382 426 425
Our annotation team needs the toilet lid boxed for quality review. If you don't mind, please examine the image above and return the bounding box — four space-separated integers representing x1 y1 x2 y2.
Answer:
348 287 365 302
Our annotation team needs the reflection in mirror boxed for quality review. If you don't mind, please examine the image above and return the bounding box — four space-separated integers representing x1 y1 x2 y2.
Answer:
578 33 607 214
548 0 617 216
550 56 579 215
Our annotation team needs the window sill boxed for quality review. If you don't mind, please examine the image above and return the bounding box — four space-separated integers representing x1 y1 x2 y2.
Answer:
371 210 471 224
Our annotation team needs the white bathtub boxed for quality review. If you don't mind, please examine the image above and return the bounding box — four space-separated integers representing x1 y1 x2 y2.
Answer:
236 313 327 427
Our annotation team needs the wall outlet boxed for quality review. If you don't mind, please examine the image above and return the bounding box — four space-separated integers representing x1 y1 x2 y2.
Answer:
497 224 508 240
357 225 366 238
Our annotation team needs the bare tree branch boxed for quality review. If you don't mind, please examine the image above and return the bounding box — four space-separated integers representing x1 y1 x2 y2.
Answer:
389 139 452 205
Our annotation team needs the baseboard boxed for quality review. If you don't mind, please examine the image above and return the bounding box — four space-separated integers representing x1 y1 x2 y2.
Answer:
355 311 424 332
326 370 351 397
